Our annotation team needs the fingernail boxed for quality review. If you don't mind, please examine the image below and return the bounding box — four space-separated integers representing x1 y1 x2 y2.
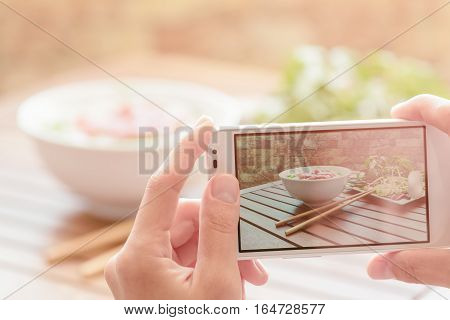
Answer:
194 115 213 128
255 259 267 274
391 103 401 112
369 258 395 280
390 102 405 117
211 174 239 204
194 116 213 149
170 220 196 249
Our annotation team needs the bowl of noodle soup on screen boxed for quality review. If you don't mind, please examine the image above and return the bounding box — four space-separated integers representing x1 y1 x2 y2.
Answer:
279 166 351 206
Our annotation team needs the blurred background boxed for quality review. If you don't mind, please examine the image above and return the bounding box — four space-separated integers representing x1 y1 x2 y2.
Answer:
1 0 450 299
1 0 450 119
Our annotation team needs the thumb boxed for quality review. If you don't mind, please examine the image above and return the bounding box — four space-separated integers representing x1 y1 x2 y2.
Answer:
196 174 240 272
367 249 450 288
391 94 450 135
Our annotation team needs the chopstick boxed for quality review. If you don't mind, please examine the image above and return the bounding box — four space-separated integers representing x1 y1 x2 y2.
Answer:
277 176 382 228
276 191 369 228
79 245 122 278
45 219 133 263
285 189 375 236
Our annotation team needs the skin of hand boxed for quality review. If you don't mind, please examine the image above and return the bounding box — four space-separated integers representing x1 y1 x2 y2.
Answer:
367 94 450 288
105 117 268 299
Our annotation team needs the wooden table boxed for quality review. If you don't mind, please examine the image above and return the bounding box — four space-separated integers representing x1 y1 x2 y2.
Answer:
239 180 427 252
0 103 112 299
0 54 448 299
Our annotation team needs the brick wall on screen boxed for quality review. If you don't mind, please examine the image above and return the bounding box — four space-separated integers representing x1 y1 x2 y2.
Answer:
235 127 425 189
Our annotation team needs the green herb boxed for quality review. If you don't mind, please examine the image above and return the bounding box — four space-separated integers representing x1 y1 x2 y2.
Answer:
251 46 450 123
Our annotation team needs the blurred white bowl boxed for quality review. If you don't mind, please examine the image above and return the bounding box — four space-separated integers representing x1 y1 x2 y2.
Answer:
17 78 241 219
279 166 351 207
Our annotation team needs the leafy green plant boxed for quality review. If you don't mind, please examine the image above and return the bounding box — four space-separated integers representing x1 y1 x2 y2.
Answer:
253 46 450 123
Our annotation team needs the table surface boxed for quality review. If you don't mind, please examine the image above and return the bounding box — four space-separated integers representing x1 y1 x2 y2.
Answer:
0 54 448 300
240 180 428 252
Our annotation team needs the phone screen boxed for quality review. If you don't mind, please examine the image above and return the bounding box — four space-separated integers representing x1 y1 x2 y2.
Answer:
234 126 429 253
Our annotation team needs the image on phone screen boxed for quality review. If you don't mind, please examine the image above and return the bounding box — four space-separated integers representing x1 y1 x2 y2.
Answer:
234 126 429 253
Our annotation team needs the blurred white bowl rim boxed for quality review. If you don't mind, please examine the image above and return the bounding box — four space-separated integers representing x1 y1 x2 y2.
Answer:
17 78 241 151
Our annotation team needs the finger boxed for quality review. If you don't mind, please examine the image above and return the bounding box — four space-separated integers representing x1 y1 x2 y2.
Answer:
238 260 269 286
391 94 450 135
367 249 450 288
173 232 199 267
170 200 200 249
170 200 200 267
130 117 213 241
195 174 240 274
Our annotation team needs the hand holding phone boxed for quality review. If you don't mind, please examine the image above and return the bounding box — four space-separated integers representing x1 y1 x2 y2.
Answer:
367 94 450 288
208 95 450 289
105 118 267 299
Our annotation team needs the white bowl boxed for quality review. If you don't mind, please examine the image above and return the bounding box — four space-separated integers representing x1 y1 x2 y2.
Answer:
17 78 241 219
279 166 351 207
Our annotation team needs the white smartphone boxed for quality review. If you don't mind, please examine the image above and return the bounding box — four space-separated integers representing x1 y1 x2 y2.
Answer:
207 119 450 259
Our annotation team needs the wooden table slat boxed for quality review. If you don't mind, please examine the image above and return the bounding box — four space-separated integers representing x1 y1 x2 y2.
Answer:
321 218 411 244
240 200 372 247
240 207 334 248
0 265 109 299
343 206 427 232
0 244 109 296
240 180 429 252
239 220 296 250
335 212 426 242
